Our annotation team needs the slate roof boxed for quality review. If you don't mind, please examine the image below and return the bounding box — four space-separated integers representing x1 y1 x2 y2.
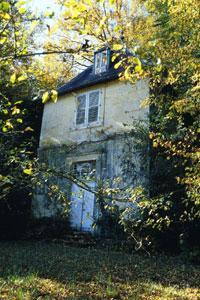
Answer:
57 62 122 96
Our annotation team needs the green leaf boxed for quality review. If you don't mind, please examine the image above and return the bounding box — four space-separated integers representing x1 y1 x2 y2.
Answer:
1 2 10 11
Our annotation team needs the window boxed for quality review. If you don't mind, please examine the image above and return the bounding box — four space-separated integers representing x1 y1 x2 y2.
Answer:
76 90 100 127
72 161 96 179
94 50 108 74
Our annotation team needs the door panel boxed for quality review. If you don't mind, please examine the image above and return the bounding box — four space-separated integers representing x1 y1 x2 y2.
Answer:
70 161 96 232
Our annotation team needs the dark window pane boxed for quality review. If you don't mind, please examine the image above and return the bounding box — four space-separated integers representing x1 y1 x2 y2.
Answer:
77 95 86 108
76 94 86 125
76 109 85 125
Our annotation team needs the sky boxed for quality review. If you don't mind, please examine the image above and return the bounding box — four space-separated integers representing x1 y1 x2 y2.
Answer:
26 0 61 47
27 0 60 14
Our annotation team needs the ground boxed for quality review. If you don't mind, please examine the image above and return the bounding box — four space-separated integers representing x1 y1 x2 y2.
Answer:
0 241 199 299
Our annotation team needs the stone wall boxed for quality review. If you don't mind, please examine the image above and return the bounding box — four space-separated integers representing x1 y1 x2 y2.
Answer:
32 133 149 220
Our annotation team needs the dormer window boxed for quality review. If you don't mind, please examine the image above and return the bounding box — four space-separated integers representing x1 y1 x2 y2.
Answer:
94 49 109 74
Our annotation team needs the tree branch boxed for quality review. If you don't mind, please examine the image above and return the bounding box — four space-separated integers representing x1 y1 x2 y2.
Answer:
1 49 78 61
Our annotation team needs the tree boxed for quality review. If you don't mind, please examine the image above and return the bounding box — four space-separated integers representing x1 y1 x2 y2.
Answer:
0 0 77 238
0 0 41 237
53 0 200 250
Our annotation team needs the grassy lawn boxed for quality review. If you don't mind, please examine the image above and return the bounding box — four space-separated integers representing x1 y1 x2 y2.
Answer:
0 241 199 299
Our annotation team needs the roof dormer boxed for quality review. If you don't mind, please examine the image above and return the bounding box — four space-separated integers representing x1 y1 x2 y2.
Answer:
94 47 110 74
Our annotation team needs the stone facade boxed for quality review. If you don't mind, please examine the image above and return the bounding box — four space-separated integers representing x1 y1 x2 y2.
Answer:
33 77 149 232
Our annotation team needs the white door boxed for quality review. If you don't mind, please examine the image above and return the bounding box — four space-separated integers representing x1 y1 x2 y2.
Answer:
70 162 95 232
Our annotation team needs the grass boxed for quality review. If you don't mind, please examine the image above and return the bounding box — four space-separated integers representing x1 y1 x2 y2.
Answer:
0 241 199 299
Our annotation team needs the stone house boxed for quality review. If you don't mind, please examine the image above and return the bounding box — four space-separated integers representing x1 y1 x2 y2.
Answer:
32 47 149 233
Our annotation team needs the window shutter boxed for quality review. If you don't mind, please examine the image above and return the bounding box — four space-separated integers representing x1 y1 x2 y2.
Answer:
76 94 86 125
88 91 99 123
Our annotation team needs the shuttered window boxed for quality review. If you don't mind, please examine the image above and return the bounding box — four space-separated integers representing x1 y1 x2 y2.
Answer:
75 90 100 127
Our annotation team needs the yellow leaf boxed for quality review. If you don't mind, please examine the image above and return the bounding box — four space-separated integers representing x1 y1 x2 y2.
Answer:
114 61 122 69
71 8 79 19
11 106 20 115
51 90 58 103
42 91 49 103
23 168 32 175
10 73 16 84
24 127 34 132
2 126 7 133
14 100 23 105
135 64 142 73
17 118 23 123
153 141 158 148
18 74 27 82
3 109 8 115
18 7 26 14
0 37 7 44
1 12 10 20
149 133 154 139
113 44 123 51
5 120 13 129
15 1 26 7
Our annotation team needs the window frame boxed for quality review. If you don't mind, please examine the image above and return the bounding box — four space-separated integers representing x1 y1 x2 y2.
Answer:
75 89 101 128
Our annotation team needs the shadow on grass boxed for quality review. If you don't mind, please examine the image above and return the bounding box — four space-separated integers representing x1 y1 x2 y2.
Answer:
0 241 199 299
